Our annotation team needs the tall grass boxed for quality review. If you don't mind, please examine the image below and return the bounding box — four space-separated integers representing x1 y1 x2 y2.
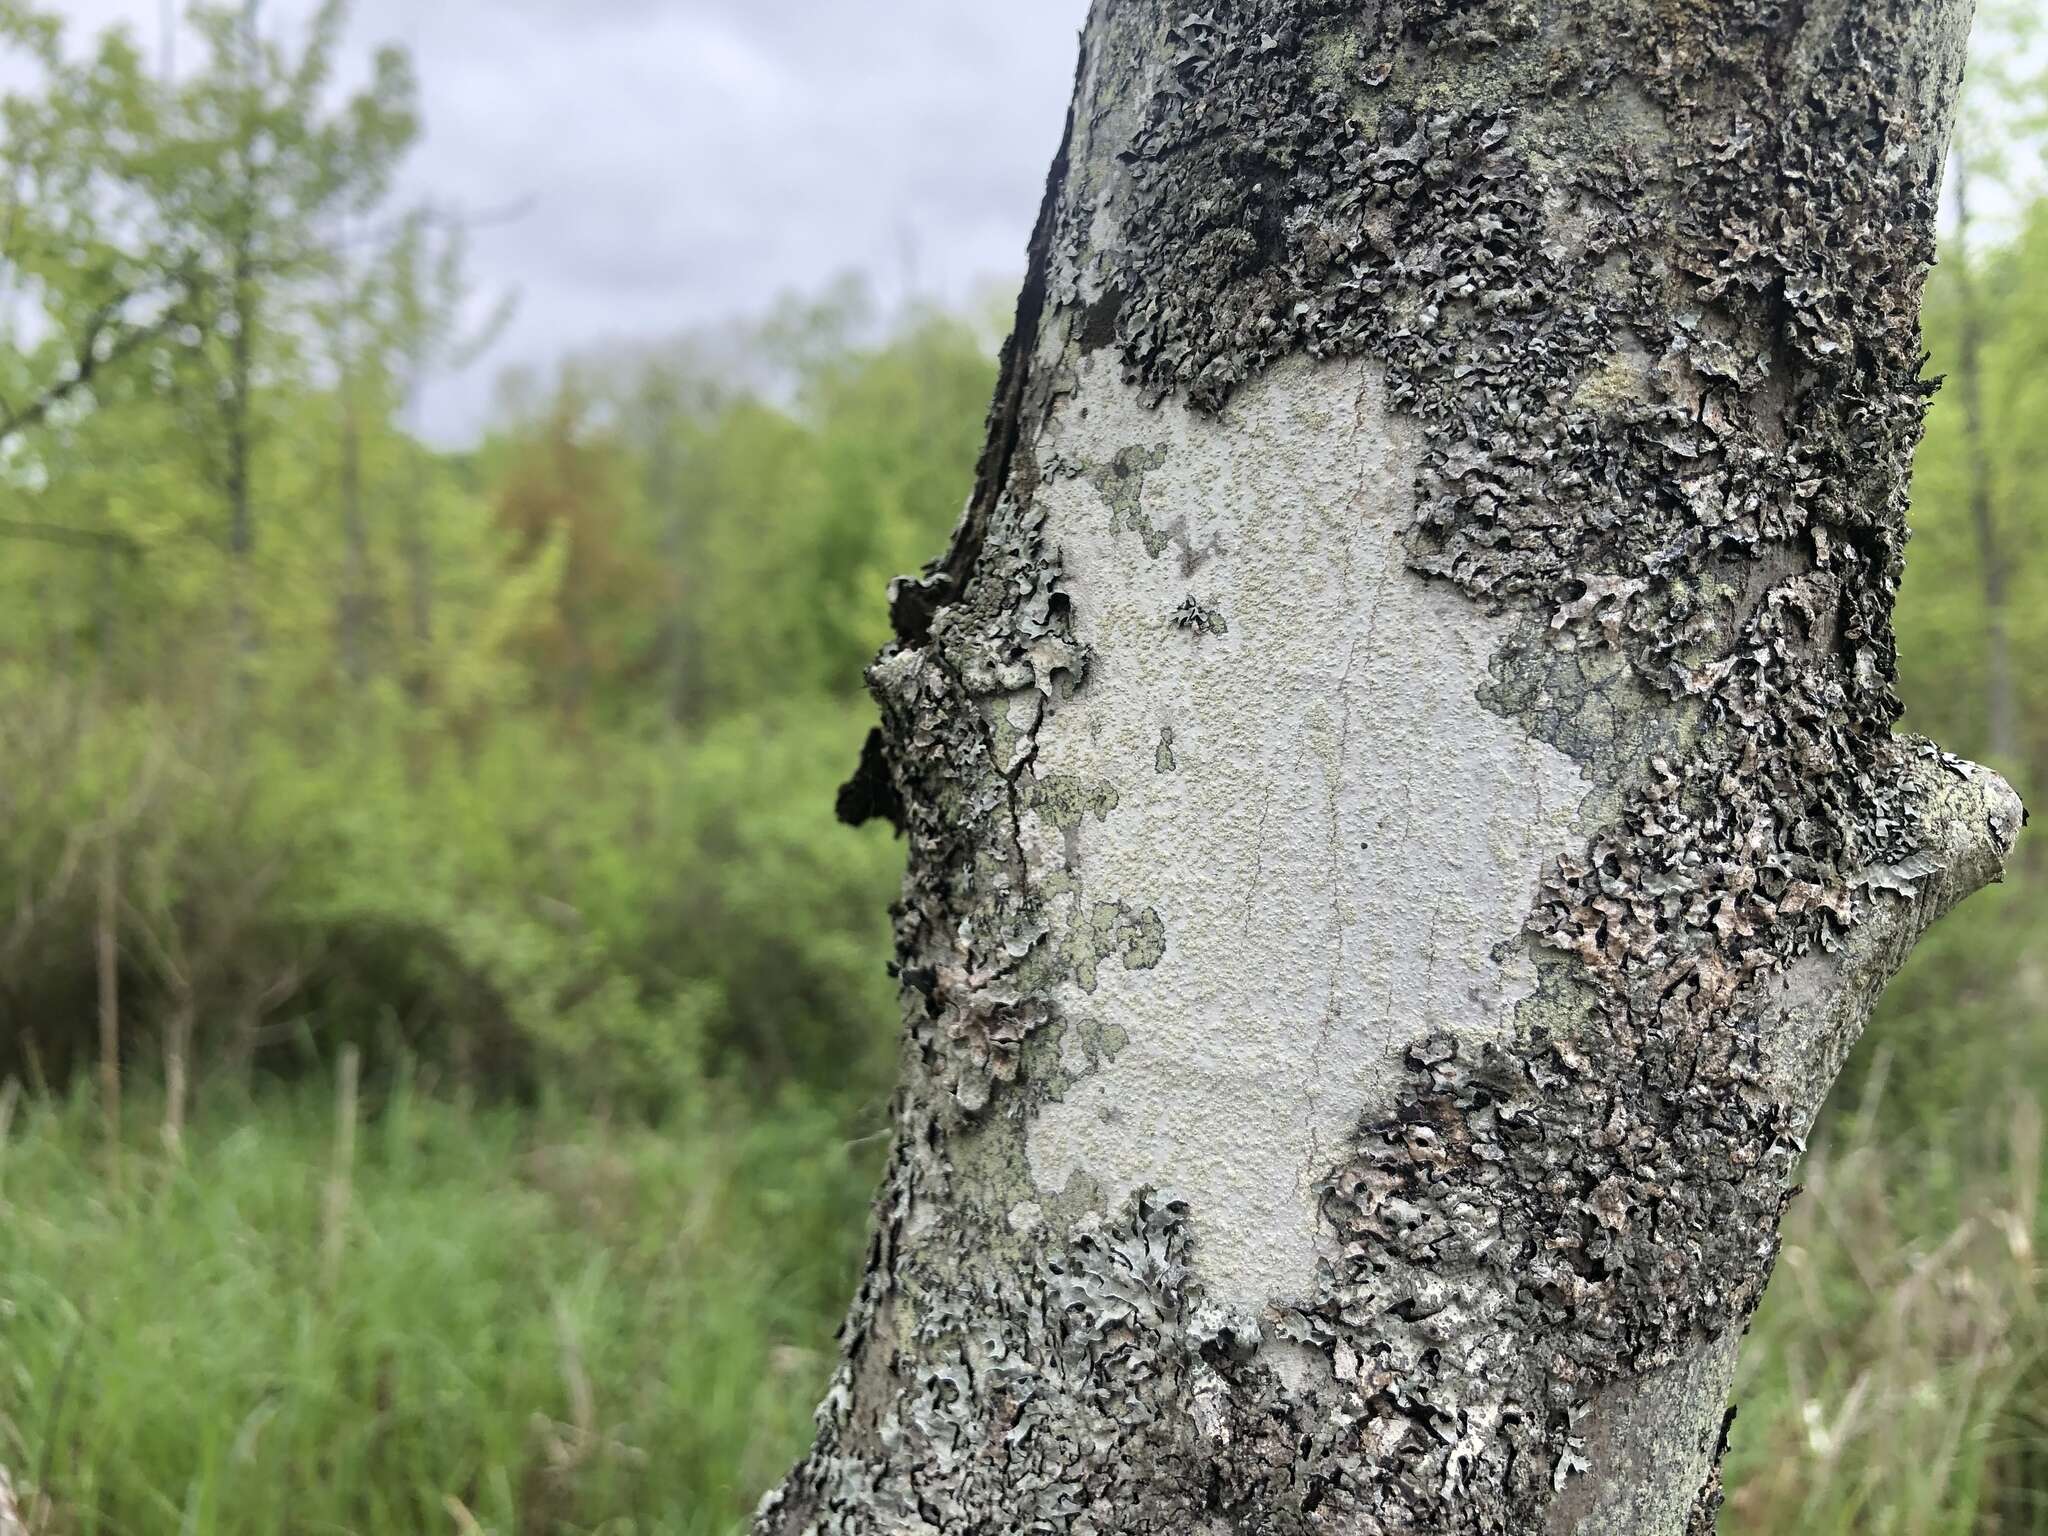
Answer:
1 1064 2043 1532
1727 1055 2048 1535
0 1075 877 1535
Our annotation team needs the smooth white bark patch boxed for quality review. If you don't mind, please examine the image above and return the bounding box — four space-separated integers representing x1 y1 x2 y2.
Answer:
1023 354 1588 1321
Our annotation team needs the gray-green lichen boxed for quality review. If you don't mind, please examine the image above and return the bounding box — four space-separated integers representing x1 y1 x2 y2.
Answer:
775 2 2010 1533
1028 773 1122 830
1070 442 1230 574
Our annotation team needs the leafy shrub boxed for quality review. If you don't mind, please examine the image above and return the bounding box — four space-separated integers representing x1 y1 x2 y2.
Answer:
0 670 904 1110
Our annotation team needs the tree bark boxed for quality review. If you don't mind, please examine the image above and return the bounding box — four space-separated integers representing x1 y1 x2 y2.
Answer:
767 4 2019 1533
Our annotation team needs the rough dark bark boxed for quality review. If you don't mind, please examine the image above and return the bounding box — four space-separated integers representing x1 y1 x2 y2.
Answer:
762 4 2019 1533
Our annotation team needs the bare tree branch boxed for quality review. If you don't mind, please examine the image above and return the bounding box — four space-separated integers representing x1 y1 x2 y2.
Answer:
0 283 192 448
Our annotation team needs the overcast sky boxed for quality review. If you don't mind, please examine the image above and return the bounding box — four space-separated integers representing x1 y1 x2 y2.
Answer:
48 0 1093 440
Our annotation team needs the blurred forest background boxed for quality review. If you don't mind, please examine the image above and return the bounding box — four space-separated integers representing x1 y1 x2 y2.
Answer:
0 2 2044 1532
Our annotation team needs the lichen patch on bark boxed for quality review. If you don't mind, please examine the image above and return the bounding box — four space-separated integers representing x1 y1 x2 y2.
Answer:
1025 352 1586 1323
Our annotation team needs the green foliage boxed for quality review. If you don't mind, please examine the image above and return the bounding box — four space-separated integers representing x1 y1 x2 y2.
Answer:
484 290 996 727
0 576 930 1104
1865 3 2048 1136
0 0 417 468
1726 1076 2048 1536
0 3 999 1106
0 1080 876 1535
1902 199 2048 783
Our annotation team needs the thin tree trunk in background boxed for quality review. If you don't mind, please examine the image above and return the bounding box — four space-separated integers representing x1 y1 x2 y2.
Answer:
402 372 435 681
1950 152 2018 771
0 1078 20 1200
336 257 372 683
226 235 256 565
225 0 261 615
762 3 2017 1533
647 414 700 726
403 472 432 651
322 1044 359 1292
162 997 194 1160
96 835 121 1187
338 380 369 679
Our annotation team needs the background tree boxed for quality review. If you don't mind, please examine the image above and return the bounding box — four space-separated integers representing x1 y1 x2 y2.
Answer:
1938 0 2048 777
0 6 194 457
164 1 414 568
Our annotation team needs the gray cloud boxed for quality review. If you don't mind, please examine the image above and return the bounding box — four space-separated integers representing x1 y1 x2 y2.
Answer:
46 0 1091 438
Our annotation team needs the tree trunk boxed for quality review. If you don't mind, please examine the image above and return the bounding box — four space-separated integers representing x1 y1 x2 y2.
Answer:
225 0 262 570
767 4 2020 1533
96 833 121 1188
225 228 257 565
337 295 374 683
402 370 436 669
